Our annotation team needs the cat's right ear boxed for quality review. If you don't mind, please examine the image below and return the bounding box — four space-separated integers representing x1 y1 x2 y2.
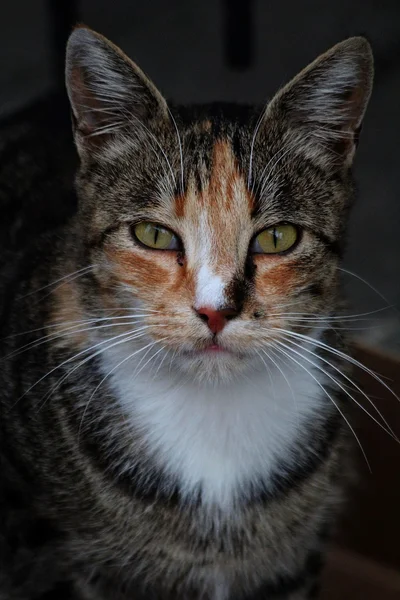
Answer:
65 26 169 158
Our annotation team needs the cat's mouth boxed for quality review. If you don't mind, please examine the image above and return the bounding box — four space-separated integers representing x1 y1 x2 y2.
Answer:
189 340 243 357
174 339 225 354
203 343 225 353
182 342 229 356
173 336 249 361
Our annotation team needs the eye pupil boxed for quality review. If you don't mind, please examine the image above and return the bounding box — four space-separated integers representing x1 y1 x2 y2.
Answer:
133 222 180 251
252 224 298 254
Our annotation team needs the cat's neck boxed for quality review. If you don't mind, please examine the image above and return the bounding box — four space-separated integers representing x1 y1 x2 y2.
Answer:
100 343 327 511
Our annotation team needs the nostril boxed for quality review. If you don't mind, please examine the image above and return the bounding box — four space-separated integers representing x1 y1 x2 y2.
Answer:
198 312 209 323
223 309 238 321
194 306 239 335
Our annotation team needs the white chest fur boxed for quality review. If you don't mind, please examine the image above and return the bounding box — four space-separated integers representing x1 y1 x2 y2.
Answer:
101 347 326 510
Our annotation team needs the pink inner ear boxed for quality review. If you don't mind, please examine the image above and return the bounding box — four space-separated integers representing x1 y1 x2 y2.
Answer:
69 67 108 137
345 85 367 131
331 86 367 157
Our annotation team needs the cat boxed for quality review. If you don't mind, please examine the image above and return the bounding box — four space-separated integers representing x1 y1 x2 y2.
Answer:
0 25 374 600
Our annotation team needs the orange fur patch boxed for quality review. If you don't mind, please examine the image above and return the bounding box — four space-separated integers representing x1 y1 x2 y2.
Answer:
257 259 310 296
263 263 295 288
108 249 171 289
50 278 88 348
174 139 253 226
174 194 186 218
208 140 253 211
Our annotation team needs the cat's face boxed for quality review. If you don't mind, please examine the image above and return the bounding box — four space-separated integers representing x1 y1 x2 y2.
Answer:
65 28 373 383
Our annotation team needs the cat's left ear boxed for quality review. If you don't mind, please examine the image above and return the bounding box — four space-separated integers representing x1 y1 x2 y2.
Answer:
65 26 169 157
267 37 373 167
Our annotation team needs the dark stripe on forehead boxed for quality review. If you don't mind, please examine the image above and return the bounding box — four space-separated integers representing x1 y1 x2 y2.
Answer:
177 102 257 186
183 129 214 190
193 170 204 194
231 128 247 169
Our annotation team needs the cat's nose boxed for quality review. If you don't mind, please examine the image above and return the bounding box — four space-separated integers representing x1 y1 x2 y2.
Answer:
195 306 239 334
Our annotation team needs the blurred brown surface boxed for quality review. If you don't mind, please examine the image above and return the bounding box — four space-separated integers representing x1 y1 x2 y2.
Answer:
321 344 400 596
337 345 400 569
322 548 400 599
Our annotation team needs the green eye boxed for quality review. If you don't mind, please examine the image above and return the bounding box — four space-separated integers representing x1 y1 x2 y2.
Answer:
252 224 298 254
133 222 179 250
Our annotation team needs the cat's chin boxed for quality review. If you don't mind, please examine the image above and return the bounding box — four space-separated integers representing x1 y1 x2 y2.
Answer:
173 347 253 385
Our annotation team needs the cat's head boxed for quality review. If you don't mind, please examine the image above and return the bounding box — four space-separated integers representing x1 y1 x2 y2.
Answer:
64 27 373 384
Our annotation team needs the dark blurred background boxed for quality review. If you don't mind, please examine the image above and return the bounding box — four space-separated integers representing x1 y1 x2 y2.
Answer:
1 0 399 350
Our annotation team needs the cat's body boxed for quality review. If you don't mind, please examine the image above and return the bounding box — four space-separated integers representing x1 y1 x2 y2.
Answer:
0 28 373 599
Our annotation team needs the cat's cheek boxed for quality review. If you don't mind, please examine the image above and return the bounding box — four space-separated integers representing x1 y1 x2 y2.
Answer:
102 247 199 330
105 248 176 296
255 260 300 298
50 279 90 350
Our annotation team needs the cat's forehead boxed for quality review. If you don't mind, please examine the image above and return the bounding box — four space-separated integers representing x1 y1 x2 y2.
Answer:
173 138 255 272
168 112 346 241
176 138 254 219
177 104 255 177
90 107 347 245
170 107 256 220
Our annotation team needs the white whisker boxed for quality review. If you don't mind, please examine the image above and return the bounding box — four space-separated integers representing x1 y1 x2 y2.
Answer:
19 265 95 300
2 310 161 341
167 106 185 195
13 326 155 406
273 328 400 406
39 329 152 413
168 348 178 373
132 344 167 381
262 347 299 422
266 306 392 321
126 110 176 193
255 134 312 199
152 346 169 380
277 335 397 441
3 318 156 361
338 267 399 316
270 340 371 472
255 349 276 406
247 107 266 187
78 337 167 439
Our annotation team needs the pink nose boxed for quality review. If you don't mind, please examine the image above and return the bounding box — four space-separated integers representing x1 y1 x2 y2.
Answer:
195 306 239 334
